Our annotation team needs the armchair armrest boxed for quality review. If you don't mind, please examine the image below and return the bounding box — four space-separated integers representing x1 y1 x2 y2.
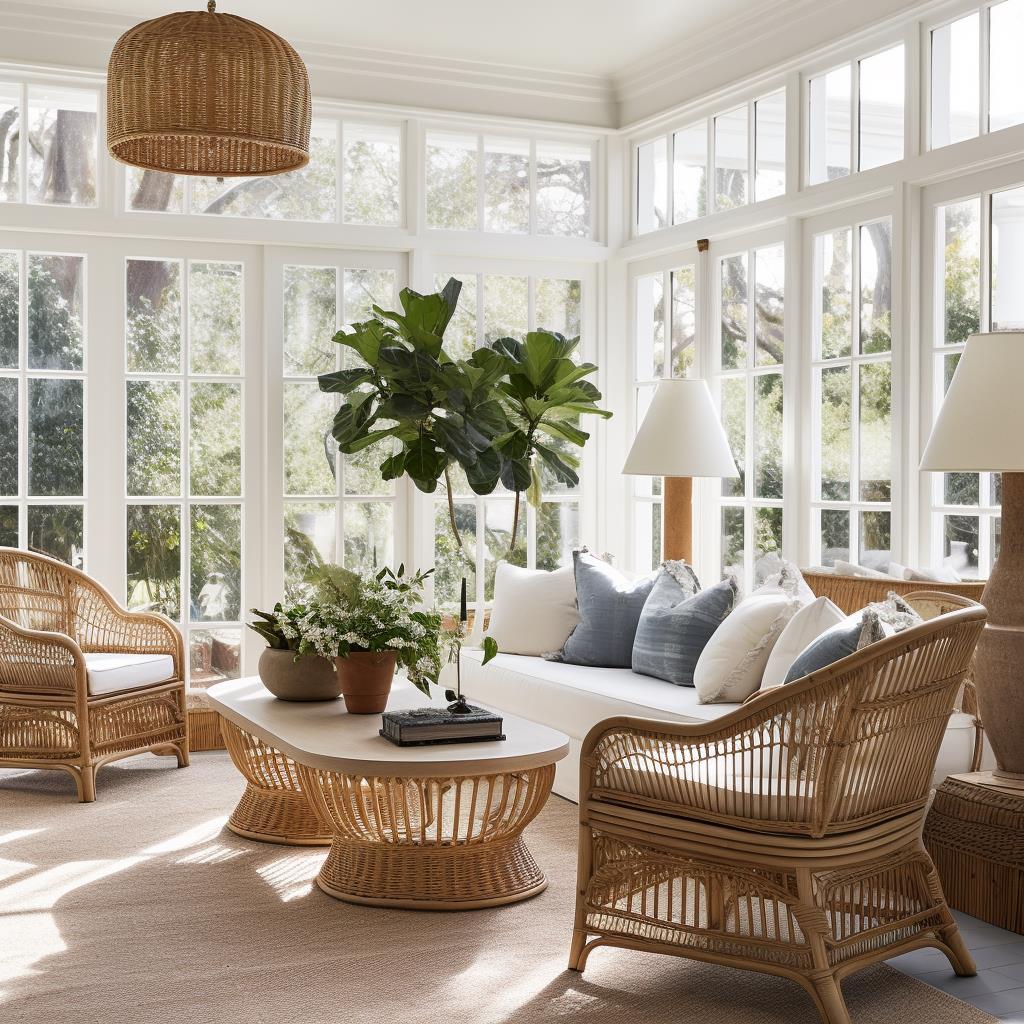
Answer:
71 577 184 680
0 612 86 697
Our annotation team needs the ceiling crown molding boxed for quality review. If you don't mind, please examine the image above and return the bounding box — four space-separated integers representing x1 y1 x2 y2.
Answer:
0 1 618 127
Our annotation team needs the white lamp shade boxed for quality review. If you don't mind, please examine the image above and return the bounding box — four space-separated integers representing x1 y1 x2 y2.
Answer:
623 377 739 478
921 332 1024 471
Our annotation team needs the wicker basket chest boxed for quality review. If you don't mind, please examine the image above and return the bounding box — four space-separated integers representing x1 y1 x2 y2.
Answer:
923 772 1024 934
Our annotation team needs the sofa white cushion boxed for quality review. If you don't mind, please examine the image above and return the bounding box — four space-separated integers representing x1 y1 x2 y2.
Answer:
761 596 846 689
485 561 580 657
85 652 175 697
834 559 890 579
693 594 796 703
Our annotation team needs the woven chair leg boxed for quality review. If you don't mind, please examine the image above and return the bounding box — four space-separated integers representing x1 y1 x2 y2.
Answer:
152 742 190 768
77 764 96 803
809 975 852 1024
939 923 978 977
568 928 588 971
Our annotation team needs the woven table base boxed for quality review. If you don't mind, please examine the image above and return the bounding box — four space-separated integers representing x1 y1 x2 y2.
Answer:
299 763 556 910
220 717 331 846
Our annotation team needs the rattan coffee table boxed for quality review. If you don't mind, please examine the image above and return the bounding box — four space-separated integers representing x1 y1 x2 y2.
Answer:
206 676 569 909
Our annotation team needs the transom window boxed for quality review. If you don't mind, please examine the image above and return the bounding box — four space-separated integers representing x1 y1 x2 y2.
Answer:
635 89 786 235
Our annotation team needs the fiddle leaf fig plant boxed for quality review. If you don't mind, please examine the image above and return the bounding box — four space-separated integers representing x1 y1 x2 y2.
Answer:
317 278 611 554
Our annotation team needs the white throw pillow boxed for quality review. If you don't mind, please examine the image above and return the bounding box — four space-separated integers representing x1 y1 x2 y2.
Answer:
834 559 891 579
485 561 580 657
761 596 846 689
693 593 797 704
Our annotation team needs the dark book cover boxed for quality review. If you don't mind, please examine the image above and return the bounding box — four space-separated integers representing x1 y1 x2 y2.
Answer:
382 706 502 730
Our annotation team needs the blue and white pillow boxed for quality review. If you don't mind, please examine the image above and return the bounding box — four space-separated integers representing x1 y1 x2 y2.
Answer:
632 575 739 687
547 555 698 669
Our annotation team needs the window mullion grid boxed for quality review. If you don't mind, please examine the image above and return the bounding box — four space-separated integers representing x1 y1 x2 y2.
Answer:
181 260 191 641
337 120 346 225
529 138 538 236
15 249 26 546
666 131 675 227
748 98 756 205
17 83 27 205
851 59 861 176
980 4 991 137
743 250 756 591
476 134 485 232
707 118 717 217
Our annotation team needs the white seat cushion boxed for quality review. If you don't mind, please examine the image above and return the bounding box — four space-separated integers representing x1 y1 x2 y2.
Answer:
84 652 175 697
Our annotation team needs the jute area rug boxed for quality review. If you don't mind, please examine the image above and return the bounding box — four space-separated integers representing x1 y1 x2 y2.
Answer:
0 753 996 1024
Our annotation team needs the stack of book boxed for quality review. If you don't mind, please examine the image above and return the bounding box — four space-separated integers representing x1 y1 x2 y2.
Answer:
379 706 505 747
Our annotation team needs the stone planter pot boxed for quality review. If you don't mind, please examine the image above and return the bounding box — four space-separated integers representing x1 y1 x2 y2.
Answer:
336 650 397 714
258 648 343 702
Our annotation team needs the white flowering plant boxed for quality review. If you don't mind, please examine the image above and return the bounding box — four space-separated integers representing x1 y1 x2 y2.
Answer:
247 564 444 695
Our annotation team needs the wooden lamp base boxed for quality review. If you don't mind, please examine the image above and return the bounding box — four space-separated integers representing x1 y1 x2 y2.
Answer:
663 476 693 564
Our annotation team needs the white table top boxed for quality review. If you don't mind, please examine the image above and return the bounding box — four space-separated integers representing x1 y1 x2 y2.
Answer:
205 676 570 778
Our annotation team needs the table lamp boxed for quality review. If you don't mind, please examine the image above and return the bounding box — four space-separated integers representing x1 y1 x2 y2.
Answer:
623 377 739 564
921 331 1024 784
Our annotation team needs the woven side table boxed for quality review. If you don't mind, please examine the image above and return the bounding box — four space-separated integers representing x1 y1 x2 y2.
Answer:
923 771 1024 934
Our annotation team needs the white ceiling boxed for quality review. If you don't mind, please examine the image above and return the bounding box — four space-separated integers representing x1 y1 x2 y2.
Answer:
41 0 763 77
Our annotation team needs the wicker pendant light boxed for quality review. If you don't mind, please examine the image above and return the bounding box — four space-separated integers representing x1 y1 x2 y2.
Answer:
106 1 311 177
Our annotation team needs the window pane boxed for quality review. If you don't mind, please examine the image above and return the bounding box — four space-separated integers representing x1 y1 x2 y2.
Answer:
284 502 337 598
991 185 1024 330
860 221 892 353
535 278 581 339
754 506 783 582
859 510 891 571
443 273 478 360
820 508 850 566
283 265 336 377
127 503 181 619
754 374 783 499
482 275 527 344
809 66 851 184
189 383 242 496
434 500 476 612
859 45 905 170
344 441 394 496
816 229 852 359
820 366 852 501
344 501 393 572
859 361 891 502
484 137 529 233
633 386 661 499
671 266 695 377
714 106 748 210
635 273 665 380
190 504 241 622
190 628 241 689
0 505 16 547
127 258 181 374
637 137 667 234
990 0 1024 133
343 122 401 226
537 502 580 572
672 122 707 223
0 84 20 203
189 262 242 375
721 506 745 579
283 382 335 497
27 85 97 206
941 199 981 344
945 470 980 506
721 377 746 498
28 505 83 567
536 141 591 237
126 168 185 214
426 132 478 230
343 268 396 327
754 91 786 201
28 254 84 371
754 244 784 366
944 514 980 577
29 379 82 496
127 381 181 497
631 501 662 572
0 251 18 367
483 501 526 601
720 254 747 370
0 378 15 496
190 121 336 221
931 14 980 147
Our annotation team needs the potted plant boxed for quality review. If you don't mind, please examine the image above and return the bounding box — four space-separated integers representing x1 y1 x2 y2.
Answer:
248 564 443 713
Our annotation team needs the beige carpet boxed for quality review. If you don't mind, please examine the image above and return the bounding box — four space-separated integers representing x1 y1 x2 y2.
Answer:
0 754 996 1024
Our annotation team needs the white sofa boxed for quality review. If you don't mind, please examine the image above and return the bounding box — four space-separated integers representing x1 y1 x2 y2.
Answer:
461 648 992 803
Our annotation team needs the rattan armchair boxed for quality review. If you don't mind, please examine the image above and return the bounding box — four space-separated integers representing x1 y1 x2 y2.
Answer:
569 593 987 1024
0 548 188 802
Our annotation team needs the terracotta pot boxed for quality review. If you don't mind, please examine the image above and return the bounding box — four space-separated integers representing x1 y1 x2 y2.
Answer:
258 648 342 702
335 650 397 714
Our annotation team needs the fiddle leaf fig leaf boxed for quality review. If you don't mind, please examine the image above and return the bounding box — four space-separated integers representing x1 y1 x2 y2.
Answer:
481 636 499 665
318 367 374 394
